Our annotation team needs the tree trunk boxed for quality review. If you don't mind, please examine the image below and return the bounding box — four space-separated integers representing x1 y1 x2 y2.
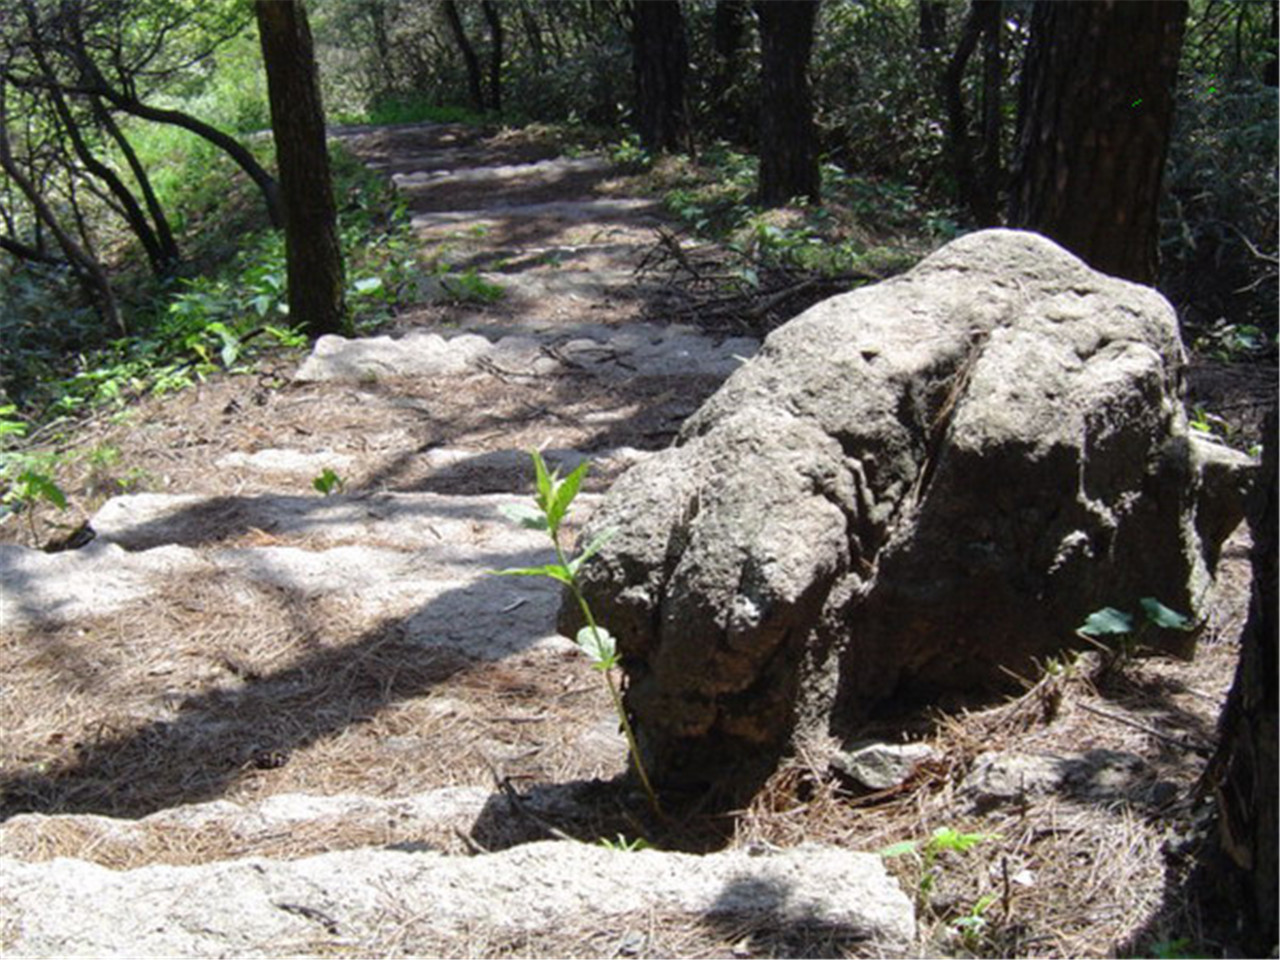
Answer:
976 0 1002 225
91 96 180 268
1007 0 1187 285
709 0 750 142
755 0 820 207
1198 409 1278 957
629 0 691 154
918 0 947 51
519 2 547 75
255 0 347 338
443 0 486 113
480 0 503 113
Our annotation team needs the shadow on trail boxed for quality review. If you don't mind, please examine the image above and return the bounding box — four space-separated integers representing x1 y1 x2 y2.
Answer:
0 538 555 821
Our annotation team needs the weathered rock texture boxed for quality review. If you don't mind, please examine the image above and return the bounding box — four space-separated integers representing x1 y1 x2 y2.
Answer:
0 840 913 957
561 229 1254 797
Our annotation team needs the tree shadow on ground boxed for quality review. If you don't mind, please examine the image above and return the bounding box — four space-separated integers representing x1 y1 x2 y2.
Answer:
0 536 556 820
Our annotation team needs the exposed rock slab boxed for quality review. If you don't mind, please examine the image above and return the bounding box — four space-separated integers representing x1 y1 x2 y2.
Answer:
293 325 758 383
2 492 593 660
0 841 914 957
560 229 1256 797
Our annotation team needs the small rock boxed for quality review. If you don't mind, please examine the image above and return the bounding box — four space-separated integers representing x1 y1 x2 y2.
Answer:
832 741 936 791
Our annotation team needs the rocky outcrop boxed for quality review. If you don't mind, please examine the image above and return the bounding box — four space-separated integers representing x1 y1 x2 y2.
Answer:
561 229 1255 799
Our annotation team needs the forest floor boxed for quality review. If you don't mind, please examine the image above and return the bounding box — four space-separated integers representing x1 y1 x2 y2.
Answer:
0 122 1269 958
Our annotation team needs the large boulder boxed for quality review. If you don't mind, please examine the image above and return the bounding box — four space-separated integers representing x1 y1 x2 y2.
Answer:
560 229 1254 800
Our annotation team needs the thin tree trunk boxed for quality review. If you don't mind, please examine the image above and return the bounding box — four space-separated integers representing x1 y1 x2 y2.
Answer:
91 96 179 267
481 0 503 113
443 0 486 112
519 2 547 74
255 0 347 338
918 0 947 51
976 0 1002 225
0 88 121 332
941 2 983 221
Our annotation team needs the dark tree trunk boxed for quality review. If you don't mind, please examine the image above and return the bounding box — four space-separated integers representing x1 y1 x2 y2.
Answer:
977 0 1002 224
1007 0 1187 285
519 1 547 74
710 0 749 137
919 0 947 51
629 0 691 154
1198 409 1278 957
755 0 820 207
942 1 1001 226
255 0 347 338
443 0 486 113
91 96 179 268
480 0 503 113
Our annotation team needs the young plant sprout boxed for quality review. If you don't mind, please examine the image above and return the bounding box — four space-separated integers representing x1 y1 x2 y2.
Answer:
493 450 661 815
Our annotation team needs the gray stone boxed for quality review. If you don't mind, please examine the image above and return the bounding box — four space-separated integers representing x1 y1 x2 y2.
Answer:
962 749 1154 808
832 741 937 791
292 323 759 384
0 841 914 957
560 229 1252 799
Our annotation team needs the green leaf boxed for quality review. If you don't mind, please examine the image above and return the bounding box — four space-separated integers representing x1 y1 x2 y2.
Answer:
1078 607 1135 637
568 527 617 575
499 503 548 531
1139 597 1193 631
927 827 997 854
878 840 919 859
546 460 589 533
576 624 618 668
494 563 574 585
531 450 556 510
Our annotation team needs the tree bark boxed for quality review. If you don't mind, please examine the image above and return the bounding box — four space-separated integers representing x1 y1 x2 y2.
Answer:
709 0 750 141
755 0 820 207
1007 0 1187 285
91 95 179 268
1198 409 1278 957
443 0 486 113
629 0 691 154
918 0 947 51
480 0 503 113
976 0 1002 225
255 0 347 338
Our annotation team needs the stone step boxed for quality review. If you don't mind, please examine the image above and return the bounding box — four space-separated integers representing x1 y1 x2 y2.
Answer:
0 838 914 957
0 491 602 658
392 155 612 187
411 197 662 231
293 325 758 383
